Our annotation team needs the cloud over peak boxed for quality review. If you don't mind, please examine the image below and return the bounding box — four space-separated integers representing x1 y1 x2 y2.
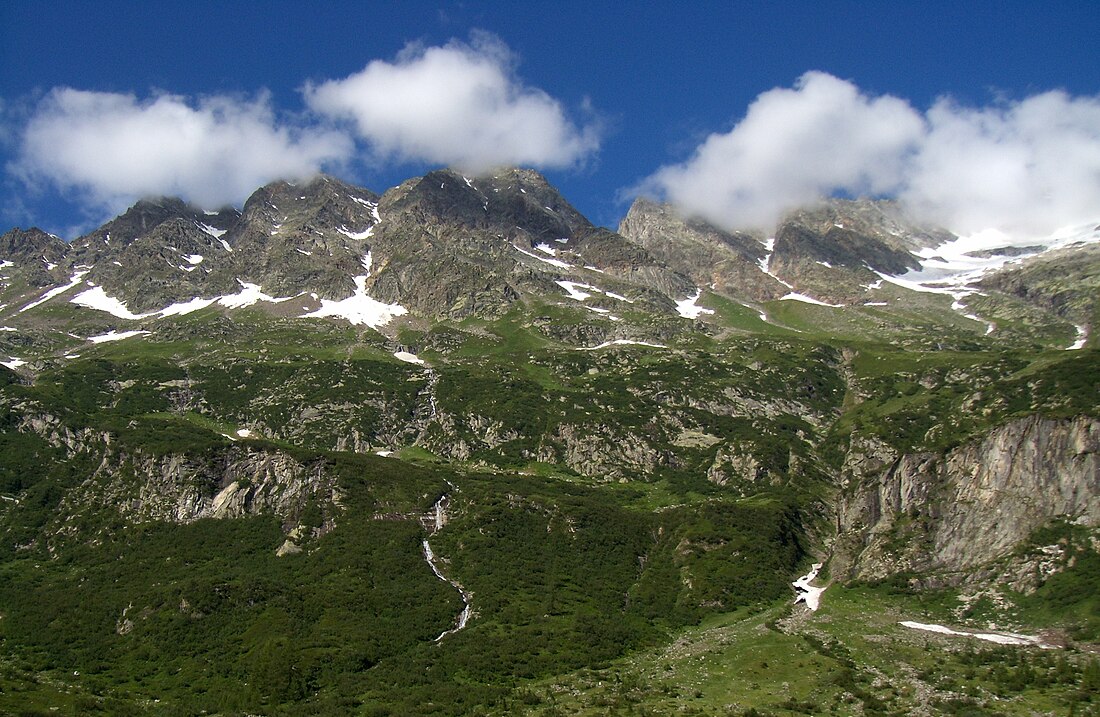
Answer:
639 72 923 231
640 72 1100 237
14 88 351 212
7 33 599 217
904 90 1100 235
303 33 601 174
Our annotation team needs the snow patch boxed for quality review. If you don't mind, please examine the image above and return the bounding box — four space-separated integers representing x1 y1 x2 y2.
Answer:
338 225 374 240
158 297 218 317
19 270 89 312
300 276 407 327
74 285 284 321
514 244 570 269
394 351 425 365
218 239 233 252
888 222 1100 300
71 286 152 320
1 357 26 370
197 223 226 238
350 197 382 222
793 563 825 611
217 281 294 309
675 290 715 319
236 429 252 438
88 329 150 344
556 281 594 301
758 236 775 273
780 293 844 308
756 236 794 288
899 621 1052 648
580 339 668 351
535 243 557 256
184 254 203 265
1068 325 1088 350
0 326 17 332
0 260 13 269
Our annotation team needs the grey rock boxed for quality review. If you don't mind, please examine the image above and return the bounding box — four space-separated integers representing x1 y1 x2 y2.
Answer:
837 415 1100 580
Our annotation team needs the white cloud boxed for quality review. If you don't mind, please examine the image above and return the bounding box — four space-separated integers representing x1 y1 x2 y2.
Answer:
13 88 352 212
304 33 600 173
640 72 1100 237
638 72 924 230
901 91 1100 235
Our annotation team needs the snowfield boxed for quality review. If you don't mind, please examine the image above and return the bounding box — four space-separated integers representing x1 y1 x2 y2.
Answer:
556 280 595 301
300 276 407 327
72 286 152 319
792 563 826 611
899 621 1052 648
780 292 844 308
88 329 150 344
393 351 425 365
579 339 667 351
19 270 89 312
675 290 715 319
514 244 571 269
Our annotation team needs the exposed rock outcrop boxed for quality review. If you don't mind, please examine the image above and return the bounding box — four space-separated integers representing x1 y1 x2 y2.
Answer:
57 445 341 535
836 415 1099 581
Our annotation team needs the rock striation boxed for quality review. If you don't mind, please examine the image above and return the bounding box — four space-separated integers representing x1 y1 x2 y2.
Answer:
836 415 1100 581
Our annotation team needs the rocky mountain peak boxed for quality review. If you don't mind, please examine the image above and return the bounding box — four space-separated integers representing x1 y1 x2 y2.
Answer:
619 198 786 303
0 227 70 288
0 227 68 262
378 167 591 246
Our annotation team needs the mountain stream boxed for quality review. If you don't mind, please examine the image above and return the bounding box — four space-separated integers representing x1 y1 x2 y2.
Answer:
421 481 471 641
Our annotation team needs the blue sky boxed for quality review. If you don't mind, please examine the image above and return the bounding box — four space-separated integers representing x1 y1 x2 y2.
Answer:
3 1 1099 238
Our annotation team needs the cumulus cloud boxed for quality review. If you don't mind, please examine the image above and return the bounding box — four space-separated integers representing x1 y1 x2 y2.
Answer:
13 88 352 212
640 72 1100 237
638 72 924 230
901 91 1100 235
304 33 601 173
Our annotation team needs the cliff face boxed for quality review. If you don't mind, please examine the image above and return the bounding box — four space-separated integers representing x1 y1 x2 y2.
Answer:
836 415 1100 581
60 447 342 528
14 412 341 549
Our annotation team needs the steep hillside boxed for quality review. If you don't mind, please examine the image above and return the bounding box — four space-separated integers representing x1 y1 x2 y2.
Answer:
0 169 1097 716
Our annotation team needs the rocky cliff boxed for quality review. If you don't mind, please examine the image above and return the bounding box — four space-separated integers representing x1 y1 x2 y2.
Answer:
836 414 1100 582
13 411 342 551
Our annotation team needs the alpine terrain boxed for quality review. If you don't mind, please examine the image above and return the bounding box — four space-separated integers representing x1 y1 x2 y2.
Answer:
0 167 1097 716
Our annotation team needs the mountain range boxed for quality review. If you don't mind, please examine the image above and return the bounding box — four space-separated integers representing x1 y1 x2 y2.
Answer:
0 168 1097 716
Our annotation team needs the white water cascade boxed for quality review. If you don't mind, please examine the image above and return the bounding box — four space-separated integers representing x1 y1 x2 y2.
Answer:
421 481 471 641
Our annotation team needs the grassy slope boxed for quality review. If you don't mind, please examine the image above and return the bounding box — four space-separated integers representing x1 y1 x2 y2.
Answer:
0 300 1097 715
